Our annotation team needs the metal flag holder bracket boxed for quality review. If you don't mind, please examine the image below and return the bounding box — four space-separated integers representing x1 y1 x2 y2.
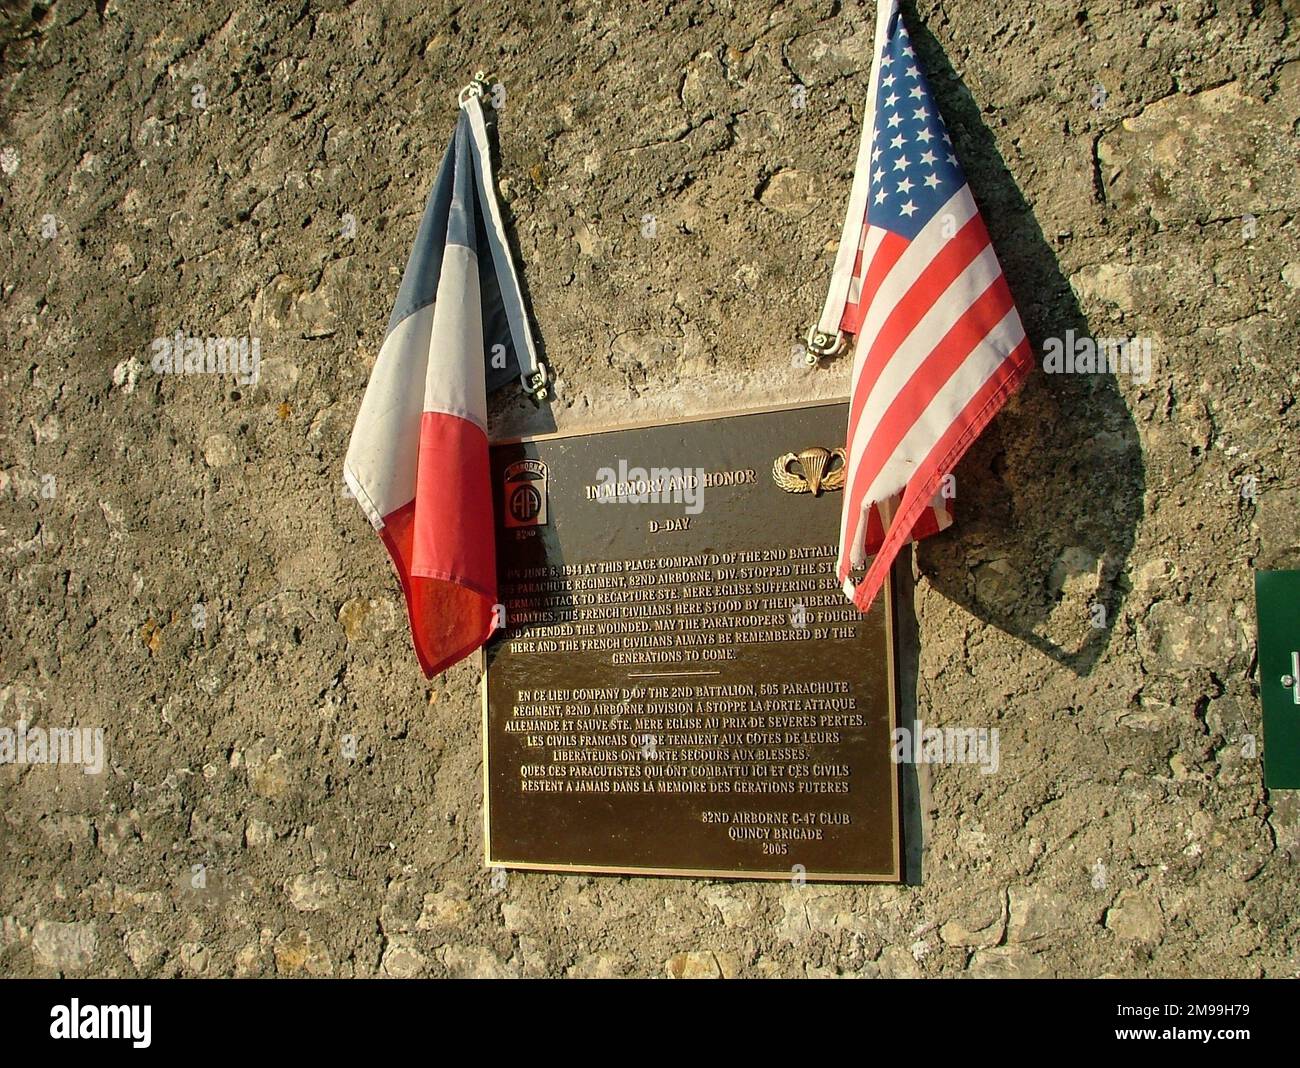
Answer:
458 71 494 107
522 366 550 404
805 326 848 365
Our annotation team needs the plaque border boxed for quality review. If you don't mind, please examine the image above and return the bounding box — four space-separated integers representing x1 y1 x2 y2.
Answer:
481 398 901 883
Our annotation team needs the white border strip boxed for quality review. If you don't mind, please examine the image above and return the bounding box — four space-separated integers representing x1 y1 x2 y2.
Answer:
815 0 896 338
462 94 541 382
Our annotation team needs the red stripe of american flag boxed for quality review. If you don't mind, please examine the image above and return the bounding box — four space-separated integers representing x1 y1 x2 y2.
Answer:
837 224 954 562
845 213 992 444
842 230 907 335
835 192 1029 604
844 272 1017 509
845 336 1032 607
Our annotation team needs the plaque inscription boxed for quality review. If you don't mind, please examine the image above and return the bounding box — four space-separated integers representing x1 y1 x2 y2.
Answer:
484 401 899 881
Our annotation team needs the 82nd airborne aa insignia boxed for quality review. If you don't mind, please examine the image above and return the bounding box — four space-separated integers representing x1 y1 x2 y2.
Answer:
503 459 548 528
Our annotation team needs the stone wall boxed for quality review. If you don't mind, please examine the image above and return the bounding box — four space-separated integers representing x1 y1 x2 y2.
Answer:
1 0 1297 977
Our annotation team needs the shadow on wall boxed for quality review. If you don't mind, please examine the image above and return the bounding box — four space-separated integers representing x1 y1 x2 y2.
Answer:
891 557 925 884
906 9 1145 677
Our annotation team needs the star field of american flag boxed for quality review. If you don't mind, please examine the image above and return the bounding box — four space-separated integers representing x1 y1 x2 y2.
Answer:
866 16 963 240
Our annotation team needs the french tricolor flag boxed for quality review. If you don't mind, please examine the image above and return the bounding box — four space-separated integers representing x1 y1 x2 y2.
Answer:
344 88 544 677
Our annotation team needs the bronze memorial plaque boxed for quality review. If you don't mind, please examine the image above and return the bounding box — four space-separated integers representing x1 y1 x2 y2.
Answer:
483 400 899 881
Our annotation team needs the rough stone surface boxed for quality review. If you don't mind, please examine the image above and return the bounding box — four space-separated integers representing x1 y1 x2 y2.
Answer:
30 920 97 973
1 1 1298 979
380 938 428 979
666 950 723 979
968 945 1049 980
1007 886 1076 944
1105 890 1165 944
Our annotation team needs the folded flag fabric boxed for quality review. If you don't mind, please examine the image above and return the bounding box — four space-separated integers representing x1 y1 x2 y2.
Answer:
811 0 1033 612
344 90 542 677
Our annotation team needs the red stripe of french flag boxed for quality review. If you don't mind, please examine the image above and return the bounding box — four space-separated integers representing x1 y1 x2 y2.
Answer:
345 241 499 677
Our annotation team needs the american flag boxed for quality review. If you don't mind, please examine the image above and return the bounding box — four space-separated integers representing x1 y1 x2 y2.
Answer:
815 1 1032 612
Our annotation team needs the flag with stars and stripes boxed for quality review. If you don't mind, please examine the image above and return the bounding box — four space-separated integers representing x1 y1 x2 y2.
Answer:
811 0 1032 613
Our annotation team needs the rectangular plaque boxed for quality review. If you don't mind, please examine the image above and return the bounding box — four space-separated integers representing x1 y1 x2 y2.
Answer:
1255 570 1300 789
483 400 900 881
